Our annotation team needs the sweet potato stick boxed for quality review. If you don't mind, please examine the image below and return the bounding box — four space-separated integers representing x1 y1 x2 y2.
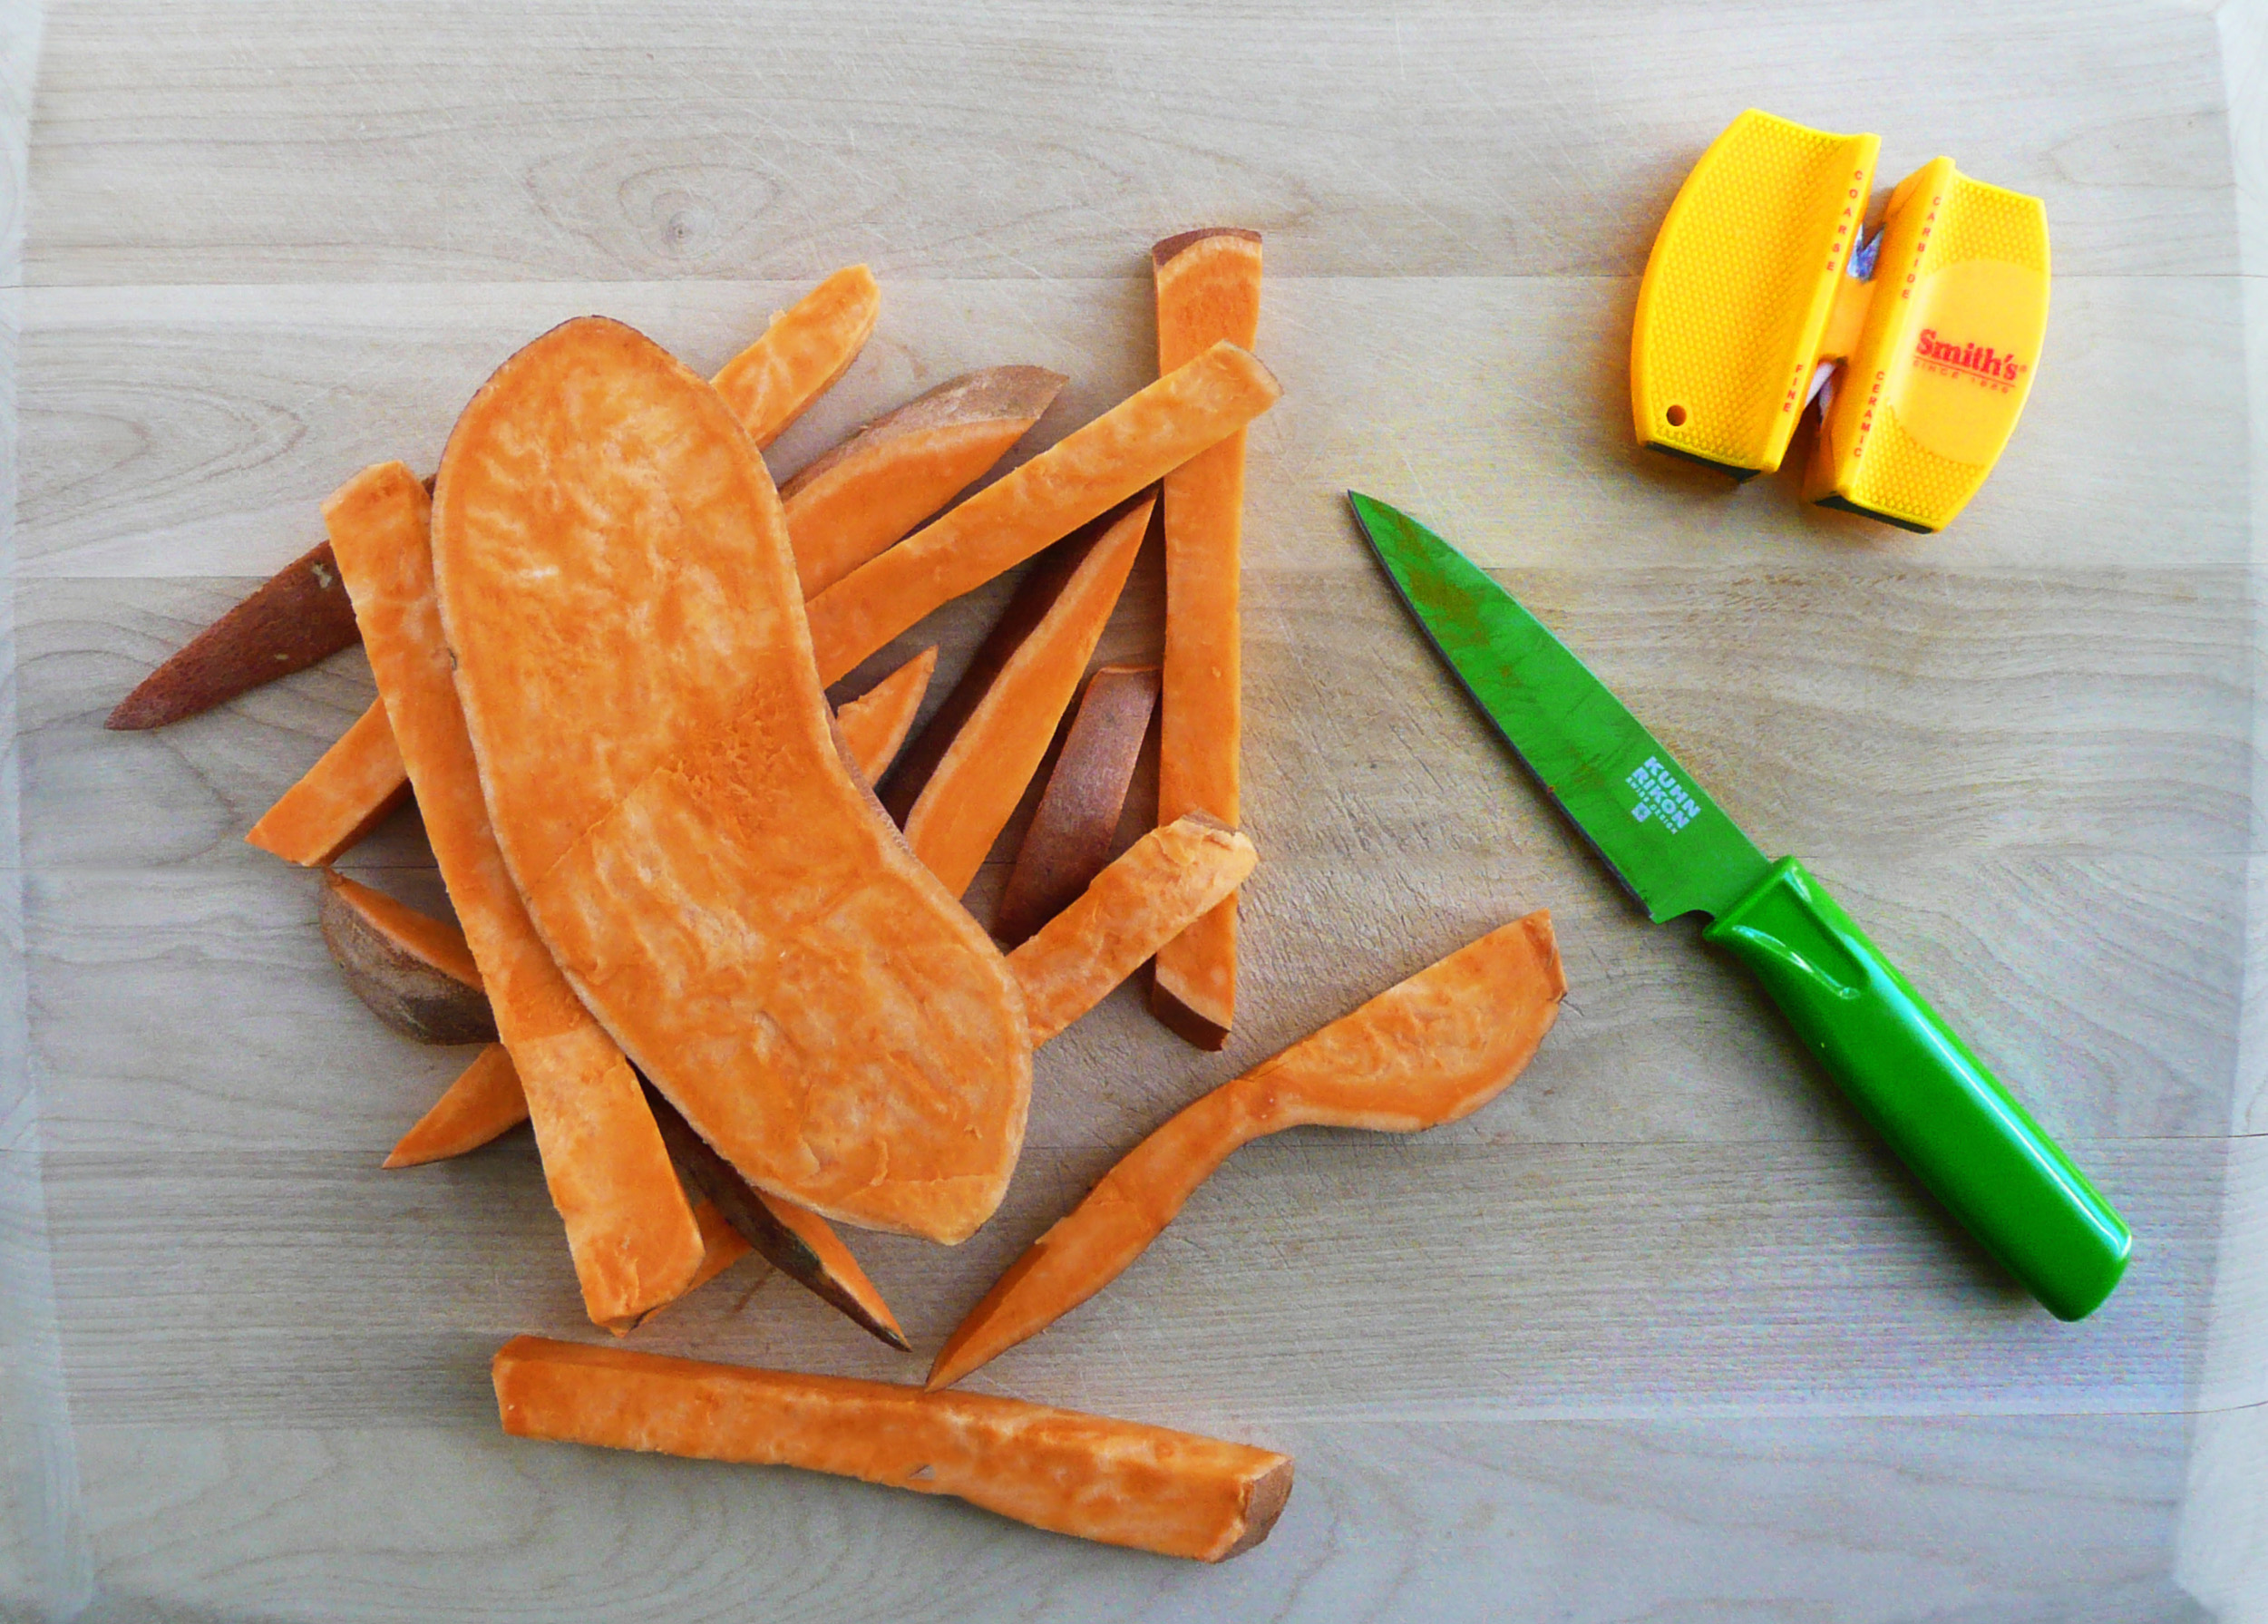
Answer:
493 1337 1293 1561
327 462 703 1331
902 498 1152 897
245 697 411 867
318 871 495 1046
835 647 936 783
784 367 1064 598
711 266 881 447
993 665 1160 948
384 1043 525 1168
931 913 1566 1390
803 341 1279 686
673 1200 756 1300
1152 229 1263 1051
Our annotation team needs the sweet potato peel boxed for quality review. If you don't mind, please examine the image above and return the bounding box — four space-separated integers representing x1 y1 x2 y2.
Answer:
994 664 1160 948
493 1336 1293 1561
803 340 1280 687
904 497 1152 898
247 698 410 867
835 647 936 783
930 912 1565 1389
432 316 1030 1246
327 460 704 1329
318 871 496 1046
711 265 881 448
385 1043 526 1168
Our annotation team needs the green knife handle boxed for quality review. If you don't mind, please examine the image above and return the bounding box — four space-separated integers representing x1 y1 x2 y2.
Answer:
1704 857 2131 1320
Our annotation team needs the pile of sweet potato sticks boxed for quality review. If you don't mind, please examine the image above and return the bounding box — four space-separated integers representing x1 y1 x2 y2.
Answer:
112 237 1568 1562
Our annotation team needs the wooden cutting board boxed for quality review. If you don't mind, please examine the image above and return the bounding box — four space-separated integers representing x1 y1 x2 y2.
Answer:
5 1 2263 1617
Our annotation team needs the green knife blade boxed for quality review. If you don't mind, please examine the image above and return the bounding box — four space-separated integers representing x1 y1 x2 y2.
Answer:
1348 491 2132 1322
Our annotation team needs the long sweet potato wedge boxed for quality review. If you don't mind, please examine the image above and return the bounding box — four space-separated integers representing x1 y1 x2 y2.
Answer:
493 1336 1293 1561
432 317 1029 1246
328 461 704 1329
930 912 1565 1390
318 870 496 1045
834 647 936 783
246 697 411 867
711 266 881 448
803 340 1280 687
902 497 1152 898
784 366 1066 598
384 1043 525 1168
993 664 1160 948
1152 229 1263 1052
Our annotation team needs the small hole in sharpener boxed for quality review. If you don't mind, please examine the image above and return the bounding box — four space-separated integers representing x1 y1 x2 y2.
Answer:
1666 404 1688 427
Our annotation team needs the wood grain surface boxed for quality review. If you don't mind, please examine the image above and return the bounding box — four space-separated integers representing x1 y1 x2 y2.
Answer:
1 0 2262 1619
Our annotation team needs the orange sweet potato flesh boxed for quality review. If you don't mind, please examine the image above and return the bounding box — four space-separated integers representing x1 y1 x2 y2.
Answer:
711 265 881 448
930 912 1565 1390
1152 229 1263 1053
834 647 936 783
493 1336 1293 1561
803 340 1280 687
784 367 1066 599
902 498 1152 899
327 461 704 1329
431 317 1029 1246
385 1042 527 1168
993 664 1160 948
245 697 410 866
318 870 496 1045
1007 813 1256 1048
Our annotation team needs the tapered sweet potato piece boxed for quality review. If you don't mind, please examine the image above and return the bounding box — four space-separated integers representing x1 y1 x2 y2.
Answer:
106 540 364 730
711 266 881 448
493 1336 1292 1561
677 1199 755 1297
994 665 1160 947
1151 229 1263 1052
931 912 1565 1389
318 870 496 1045
784 366 1066 598
1006 814 1255 1048
804 341 1280 687
835 647 936 783
328 461 704 1330
384 1043 525 1167
432 317 1029 1246
903 499 1152 898
245 698 411 866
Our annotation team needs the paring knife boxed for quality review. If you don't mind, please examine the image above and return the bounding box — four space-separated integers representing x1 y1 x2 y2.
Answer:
1348 491 2130 1320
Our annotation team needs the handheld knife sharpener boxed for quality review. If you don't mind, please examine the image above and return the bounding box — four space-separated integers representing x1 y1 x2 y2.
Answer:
1630 109 2049 534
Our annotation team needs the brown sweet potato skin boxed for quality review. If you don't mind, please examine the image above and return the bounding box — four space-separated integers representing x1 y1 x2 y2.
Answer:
712 266 881 447
993 665 1159 948
246 698 411 867
493 1336 1293 1561
318 871 496 1046
384 1043 526 1168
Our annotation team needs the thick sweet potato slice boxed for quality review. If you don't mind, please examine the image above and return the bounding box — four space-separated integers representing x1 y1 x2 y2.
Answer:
784 367 1066 598
803 340 1280 687
245 698 411 867
711 266 881 448
317 870 495 1045
1152 229 1263 1051
432 317 1029 1245
328 461 704 1329
993 665 1160 948
902 499 1152 898
493 1336 1292 1561
835 647 936 783
384 1043 525 1168
676 1199 755 1298
107 540 363 730
1006 814 1255 1048
930 913 1565 1389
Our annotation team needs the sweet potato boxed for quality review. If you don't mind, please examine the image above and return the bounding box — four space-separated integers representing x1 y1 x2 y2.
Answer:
106 540 363 730
903 498 1152 898
384 1043 525 1168
493 1336 1293 1561
930 913 1565 1389
644 1085 909 1350
317 870 495 1045
245 697 411 866
328 460 704 1330
677 1199 755 1299
431 317 1028 1246
784 367 1066 598
1006 813 1255 1048
834 647 936 783
803 340 1280 686
1152 229 1263 1051
993 665 1160 948
711 266 881 448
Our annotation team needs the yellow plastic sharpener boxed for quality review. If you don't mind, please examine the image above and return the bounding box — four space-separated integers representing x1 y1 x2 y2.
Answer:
1631 110 2049 534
